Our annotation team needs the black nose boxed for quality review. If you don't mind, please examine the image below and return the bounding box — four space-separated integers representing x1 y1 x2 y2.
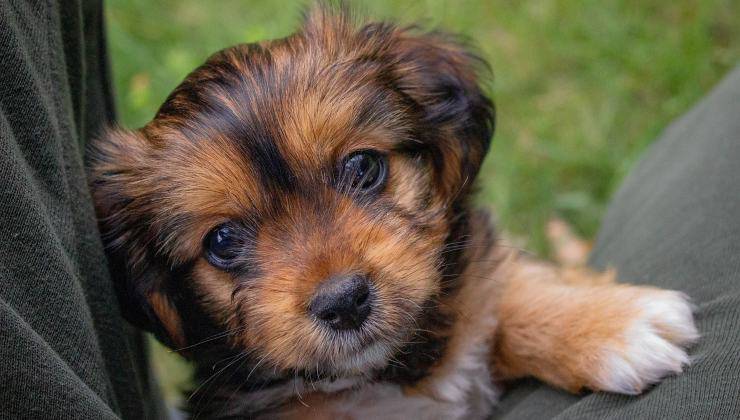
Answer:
309 274 372 330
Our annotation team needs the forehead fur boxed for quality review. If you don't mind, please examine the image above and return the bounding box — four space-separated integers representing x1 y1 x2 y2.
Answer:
152 10 418 158
146 6 492 183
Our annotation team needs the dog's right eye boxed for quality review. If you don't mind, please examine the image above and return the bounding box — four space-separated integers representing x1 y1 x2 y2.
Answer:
338 150 387 194
204 224 239 269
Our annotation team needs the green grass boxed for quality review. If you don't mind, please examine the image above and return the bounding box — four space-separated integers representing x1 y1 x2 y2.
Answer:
106 0 739 404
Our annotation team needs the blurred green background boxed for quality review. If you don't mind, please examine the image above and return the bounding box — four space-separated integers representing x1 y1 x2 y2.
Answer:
106 0 738 403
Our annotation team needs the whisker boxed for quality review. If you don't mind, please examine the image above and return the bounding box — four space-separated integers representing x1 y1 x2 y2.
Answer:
170 325 248 353
188 350 251 410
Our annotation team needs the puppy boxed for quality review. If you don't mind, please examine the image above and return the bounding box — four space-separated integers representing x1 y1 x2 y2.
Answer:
89 6 698 419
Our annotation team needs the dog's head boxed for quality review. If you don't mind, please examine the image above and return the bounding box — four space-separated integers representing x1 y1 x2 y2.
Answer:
90 7 493 379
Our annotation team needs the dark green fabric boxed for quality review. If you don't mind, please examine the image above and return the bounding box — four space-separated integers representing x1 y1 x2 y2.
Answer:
0 1 163 419
494 65 740 419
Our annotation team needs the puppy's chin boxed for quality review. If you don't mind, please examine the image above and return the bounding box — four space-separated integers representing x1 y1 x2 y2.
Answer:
304 325 403 378
328 339 396 376
272 315 413 380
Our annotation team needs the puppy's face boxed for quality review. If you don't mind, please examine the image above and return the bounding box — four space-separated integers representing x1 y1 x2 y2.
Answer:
91 10 493 378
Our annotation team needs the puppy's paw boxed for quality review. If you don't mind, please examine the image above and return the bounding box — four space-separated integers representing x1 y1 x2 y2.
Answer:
592 290 699 394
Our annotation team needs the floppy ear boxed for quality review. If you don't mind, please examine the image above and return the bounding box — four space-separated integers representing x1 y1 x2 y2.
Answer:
391 29 495 201
88 128 186 349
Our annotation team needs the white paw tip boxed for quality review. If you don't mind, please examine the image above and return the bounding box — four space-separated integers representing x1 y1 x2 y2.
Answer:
596 291 699 394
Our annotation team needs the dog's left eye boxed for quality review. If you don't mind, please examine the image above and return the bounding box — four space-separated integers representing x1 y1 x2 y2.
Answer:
339 151 387 193
204 224 239 269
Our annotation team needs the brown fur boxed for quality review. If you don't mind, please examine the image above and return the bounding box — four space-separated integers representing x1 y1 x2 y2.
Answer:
491 262 631 392
148 290 187 348
87 5 696 419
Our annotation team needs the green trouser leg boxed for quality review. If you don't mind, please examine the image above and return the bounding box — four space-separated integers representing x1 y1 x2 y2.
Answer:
0 1 164 418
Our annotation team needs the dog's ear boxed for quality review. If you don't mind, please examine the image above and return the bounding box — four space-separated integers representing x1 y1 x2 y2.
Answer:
88 128 186 349
391 29 495 202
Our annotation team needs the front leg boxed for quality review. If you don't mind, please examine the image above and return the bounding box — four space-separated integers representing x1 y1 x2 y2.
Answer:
490 260 699 394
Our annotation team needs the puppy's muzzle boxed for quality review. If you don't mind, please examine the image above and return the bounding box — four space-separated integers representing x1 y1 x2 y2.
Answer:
309 274 372 330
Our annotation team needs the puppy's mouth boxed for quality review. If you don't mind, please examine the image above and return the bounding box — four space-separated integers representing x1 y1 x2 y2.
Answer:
291 338 396 393
328 338 395 375
303 301 416 378
311 316 398 376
